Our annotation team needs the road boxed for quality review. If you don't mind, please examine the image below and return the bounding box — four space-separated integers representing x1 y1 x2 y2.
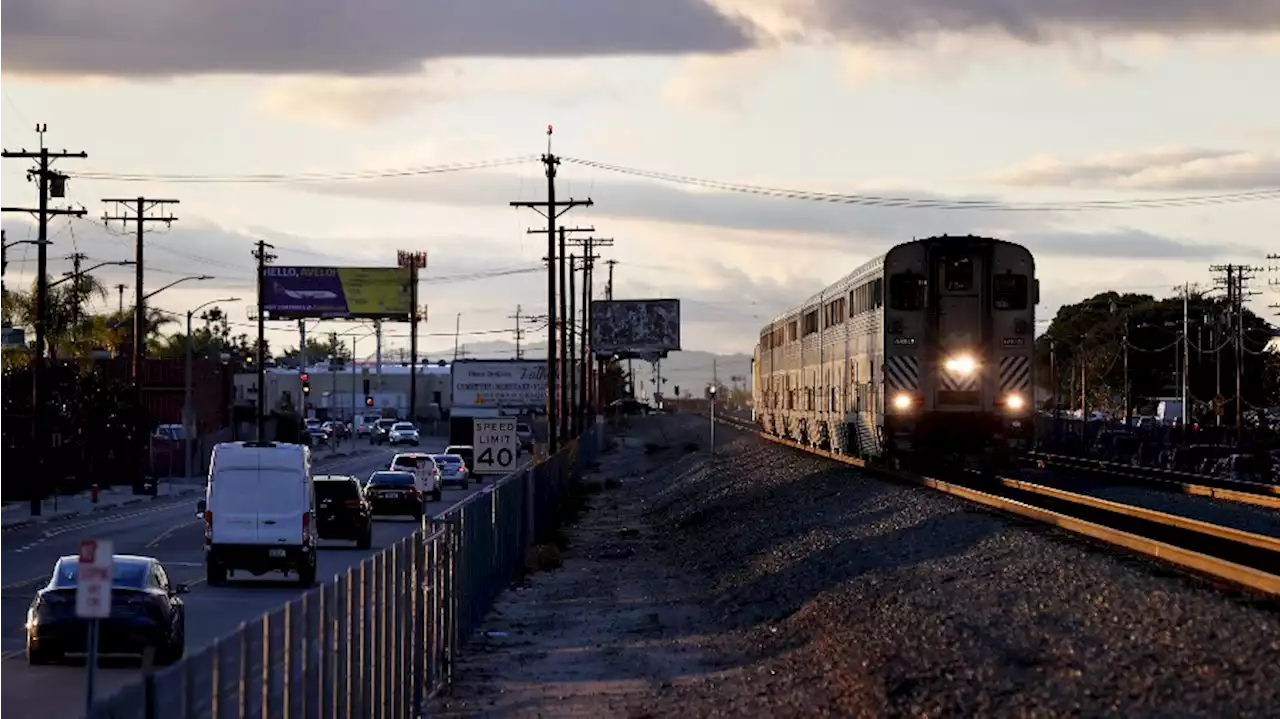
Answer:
0 438 492 719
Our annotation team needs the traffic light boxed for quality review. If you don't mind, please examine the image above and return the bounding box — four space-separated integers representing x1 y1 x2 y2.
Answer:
365 395 374 407
300 372 311 395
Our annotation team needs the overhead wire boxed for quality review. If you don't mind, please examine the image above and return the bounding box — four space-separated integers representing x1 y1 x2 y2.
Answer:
73 156 539 183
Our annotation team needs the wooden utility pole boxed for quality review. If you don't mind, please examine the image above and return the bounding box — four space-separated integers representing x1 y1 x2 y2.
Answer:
101 197 179 388
510 127 593 453
252 240 277 439
568 236 612 423
2 127 88 516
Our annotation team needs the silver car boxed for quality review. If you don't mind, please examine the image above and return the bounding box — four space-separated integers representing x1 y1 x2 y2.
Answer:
387 422 420 446
429 454 470 489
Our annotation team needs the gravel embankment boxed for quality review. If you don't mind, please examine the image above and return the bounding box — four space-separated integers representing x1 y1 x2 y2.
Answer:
1007 467 1280 537
637 423 1280 718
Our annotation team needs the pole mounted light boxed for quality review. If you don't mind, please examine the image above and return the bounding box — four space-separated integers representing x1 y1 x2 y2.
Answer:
183 295 239 482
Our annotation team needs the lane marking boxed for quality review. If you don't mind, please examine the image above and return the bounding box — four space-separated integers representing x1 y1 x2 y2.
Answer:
144 518 203 549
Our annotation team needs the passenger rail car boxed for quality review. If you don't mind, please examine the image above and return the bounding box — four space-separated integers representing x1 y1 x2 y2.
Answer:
753 235 1038 471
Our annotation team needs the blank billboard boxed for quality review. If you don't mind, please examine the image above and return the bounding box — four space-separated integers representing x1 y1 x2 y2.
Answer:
589 299 681 356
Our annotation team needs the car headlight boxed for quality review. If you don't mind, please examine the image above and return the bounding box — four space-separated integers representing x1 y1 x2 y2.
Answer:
944 354 977 375
1005 394 1025 410
892 393 913 410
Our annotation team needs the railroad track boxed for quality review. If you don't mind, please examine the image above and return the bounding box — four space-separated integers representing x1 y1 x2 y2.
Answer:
1025 452 1280 509
712 414 1280 598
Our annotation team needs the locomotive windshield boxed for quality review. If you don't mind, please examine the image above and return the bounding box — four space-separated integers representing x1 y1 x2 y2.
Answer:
889 272 927 311
993 274 1029 310
942 256 974 292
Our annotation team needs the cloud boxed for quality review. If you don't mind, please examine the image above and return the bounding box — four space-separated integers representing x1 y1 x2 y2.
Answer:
759 0 1280 45
660 50 784 113
259 61 612 127
1 0 757 78
296 169 1249 260
989 147 1280 190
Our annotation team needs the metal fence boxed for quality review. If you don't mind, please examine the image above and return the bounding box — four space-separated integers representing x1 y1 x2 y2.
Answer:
86 423 605 719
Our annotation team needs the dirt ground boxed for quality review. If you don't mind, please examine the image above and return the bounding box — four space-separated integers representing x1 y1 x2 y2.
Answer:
428 415 720 718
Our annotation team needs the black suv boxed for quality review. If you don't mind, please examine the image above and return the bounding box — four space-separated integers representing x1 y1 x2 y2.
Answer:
313 475 373 549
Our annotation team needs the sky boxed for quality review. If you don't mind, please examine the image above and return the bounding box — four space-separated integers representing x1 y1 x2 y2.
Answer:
3 0 1279 363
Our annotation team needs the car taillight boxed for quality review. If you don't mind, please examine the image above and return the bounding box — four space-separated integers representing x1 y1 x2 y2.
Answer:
302 511 311 534
343 499 363 507
204 510 213 544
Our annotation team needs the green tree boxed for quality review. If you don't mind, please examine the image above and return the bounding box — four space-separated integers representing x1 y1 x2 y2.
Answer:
1037 289 1279 420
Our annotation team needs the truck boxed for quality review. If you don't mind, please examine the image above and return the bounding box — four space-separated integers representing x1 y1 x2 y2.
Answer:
448 406 501 447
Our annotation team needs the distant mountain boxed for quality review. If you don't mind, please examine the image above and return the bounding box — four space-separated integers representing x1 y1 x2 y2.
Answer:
407 340 753 397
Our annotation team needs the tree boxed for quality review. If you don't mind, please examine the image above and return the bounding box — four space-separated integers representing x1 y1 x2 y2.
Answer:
281 337 353 365
1037 289 1279 420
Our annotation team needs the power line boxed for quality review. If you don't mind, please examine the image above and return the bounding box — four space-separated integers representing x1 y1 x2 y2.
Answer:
74 156 538 183
559 157 1280 211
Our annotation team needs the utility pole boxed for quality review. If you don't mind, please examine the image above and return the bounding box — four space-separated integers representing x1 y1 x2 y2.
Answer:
3 127 88 516
568 236 612 422
102 197 179 392
605 259 617 301
568 254 578 436
64 252 89 330
510 126 593 453
251 240 276 440
452 312 462 363
1212 264 1262 445
115 283 127 313
512 304 524 359
396 250 427 420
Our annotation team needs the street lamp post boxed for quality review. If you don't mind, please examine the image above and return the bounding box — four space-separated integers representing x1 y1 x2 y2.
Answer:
185 297 239 481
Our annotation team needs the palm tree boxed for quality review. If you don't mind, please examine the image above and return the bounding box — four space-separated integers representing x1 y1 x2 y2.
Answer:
4 275 173 360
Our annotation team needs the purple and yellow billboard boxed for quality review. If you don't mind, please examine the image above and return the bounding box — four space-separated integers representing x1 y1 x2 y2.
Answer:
261 266 414 320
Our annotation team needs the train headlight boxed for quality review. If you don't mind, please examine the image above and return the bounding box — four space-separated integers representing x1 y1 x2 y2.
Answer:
1005 394 1025 410
944 354 977 375
892 393 913 410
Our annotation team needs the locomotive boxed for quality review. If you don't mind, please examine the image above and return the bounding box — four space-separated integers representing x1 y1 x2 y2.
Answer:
753 235 1039 471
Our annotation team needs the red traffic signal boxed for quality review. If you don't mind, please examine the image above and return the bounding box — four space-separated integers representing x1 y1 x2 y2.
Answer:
365 395 374 407
299 372 309 383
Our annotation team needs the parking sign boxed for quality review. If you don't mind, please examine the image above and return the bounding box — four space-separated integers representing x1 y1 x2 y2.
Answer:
75 539 114 619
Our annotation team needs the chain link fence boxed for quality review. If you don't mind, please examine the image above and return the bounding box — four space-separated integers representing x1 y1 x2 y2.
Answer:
86 423 605 719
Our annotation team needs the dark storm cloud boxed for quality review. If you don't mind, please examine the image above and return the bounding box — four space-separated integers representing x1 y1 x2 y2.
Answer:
798 0 1280 43
300 170 1246 260
1 0 756 77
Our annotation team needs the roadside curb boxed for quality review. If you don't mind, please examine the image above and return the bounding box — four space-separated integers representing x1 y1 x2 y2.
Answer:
0 486 205 533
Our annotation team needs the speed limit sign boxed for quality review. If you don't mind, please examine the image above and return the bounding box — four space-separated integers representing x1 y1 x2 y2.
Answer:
473 418 518 476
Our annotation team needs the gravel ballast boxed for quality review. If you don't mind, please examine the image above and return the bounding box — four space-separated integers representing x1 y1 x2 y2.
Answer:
435 416 1280 718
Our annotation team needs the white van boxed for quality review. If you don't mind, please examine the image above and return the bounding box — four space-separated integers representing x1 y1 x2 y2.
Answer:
200 441 318 587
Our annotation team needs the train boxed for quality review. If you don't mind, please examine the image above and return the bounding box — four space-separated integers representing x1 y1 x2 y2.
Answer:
752 235 1039 472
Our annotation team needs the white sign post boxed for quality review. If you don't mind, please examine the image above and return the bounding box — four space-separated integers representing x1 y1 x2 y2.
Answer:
472 417 518 476
77 538 113 713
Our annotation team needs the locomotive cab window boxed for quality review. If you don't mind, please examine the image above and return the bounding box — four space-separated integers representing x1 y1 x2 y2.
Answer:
942 256 974 292
889 272 928 311
993 273 1029 310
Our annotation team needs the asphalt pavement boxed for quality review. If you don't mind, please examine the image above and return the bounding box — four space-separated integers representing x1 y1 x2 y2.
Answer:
0 438 492 719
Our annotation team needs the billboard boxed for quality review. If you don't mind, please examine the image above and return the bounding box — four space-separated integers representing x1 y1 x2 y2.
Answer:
451 360 548 409
261 266 413 320
590 299 681 356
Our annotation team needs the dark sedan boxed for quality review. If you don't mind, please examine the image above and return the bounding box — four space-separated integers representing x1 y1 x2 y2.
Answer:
364 470 424 520
26 554 188 665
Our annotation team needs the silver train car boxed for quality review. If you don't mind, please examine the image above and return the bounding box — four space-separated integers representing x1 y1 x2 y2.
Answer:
753 235 1039 470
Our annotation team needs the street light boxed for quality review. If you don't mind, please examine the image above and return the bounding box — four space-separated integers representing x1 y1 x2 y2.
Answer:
2 234 50 278
143 274 213 302
47 261 135 289
184 297 240 481
708 384 718 458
